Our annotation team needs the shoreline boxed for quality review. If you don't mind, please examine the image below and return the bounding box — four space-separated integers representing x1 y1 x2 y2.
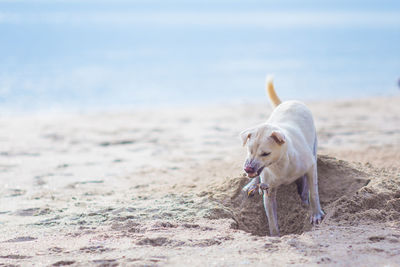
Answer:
1 94 399 117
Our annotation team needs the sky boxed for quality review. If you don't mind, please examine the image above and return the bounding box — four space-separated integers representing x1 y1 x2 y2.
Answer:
0 0 399 111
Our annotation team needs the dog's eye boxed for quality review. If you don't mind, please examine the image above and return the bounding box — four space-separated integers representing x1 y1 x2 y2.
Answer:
261 152 271 157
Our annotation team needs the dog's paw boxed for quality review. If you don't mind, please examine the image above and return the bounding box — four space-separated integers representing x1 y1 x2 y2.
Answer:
245 184 258 198
310 210 325 225
259 183 269 191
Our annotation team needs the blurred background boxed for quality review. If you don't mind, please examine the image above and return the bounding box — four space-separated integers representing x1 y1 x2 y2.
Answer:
0 0 399 112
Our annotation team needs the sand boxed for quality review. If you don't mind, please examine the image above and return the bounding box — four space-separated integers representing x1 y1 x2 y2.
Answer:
0 97 399 266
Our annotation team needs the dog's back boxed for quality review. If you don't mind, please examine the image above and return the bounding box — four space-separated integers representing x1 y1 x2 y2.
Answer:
266 79 317 157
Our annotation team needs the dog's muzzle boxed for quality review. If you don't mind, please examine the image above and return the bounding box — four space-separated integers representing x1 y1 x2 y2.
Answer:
244 165 264 178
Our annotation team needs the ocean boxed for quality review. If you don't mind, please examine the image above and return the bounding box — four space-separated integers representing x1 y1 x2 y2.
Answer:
0 0 399 112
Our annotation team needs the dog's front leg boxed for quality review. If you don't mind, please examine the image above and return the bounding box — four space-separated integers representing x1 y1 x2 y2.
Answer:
307 164 325 224
242 176 260 197
263 187 280 236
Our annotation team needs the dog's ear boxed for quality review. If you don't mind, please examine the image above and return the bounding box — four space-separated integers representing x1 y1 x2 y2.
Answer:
240 129 253 146
270 131 285 145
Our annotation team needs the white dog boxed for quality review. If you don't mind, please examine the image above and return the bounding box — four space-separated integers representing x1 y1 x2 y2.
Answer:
240 77 324 236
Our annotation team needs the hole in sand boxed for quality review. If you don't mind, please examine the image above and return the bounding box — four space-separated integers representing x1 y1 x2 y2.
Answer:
214 155 370 236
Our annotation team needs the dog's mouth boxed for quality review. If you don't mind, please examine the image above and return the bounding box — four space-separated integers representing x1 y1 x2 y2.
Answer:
247 166 264 178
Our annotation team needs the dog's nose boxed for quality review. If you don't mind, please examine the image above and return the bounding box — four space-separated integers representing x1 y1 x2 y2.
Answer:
244 166 254 173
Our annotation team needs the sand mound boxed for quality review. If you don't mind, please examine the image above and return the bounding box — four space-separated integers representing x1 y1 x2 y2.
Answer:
328 165 400 225
206 155 400 236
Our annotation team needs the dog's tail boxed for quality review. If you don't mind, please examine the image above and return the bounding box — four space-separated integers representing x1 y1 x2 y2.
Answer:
266 76 281 108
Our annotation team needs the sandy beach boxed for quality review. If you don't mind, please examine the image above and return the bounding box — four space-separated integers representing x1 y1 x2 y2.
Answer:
0 96 400 266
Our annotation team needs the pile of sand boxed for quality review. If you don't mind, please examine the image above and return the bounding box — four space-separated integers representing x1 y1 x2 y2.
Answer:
205 155 400 236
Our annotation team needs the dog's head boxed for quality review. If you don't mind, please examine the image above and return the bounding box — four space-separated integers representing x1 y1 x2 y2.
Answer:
240 124 286 178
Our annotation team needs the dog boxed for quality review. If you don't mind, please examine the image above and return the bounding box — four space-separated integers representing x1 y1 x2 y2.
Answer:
240 77 325 236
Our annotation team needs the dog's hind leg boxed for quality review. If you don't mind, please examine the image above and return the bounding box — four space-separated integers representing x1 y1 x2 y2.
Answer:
306 164 325 225
295 175 309 206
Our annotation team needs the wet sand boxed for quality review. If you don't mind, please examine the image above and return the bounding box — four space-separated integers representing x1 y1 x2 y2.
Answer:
0 97 399 266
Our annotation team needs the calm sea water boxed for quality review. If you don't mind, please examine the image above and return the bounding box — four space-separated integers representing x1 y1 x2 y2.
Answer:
0 0 399 111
